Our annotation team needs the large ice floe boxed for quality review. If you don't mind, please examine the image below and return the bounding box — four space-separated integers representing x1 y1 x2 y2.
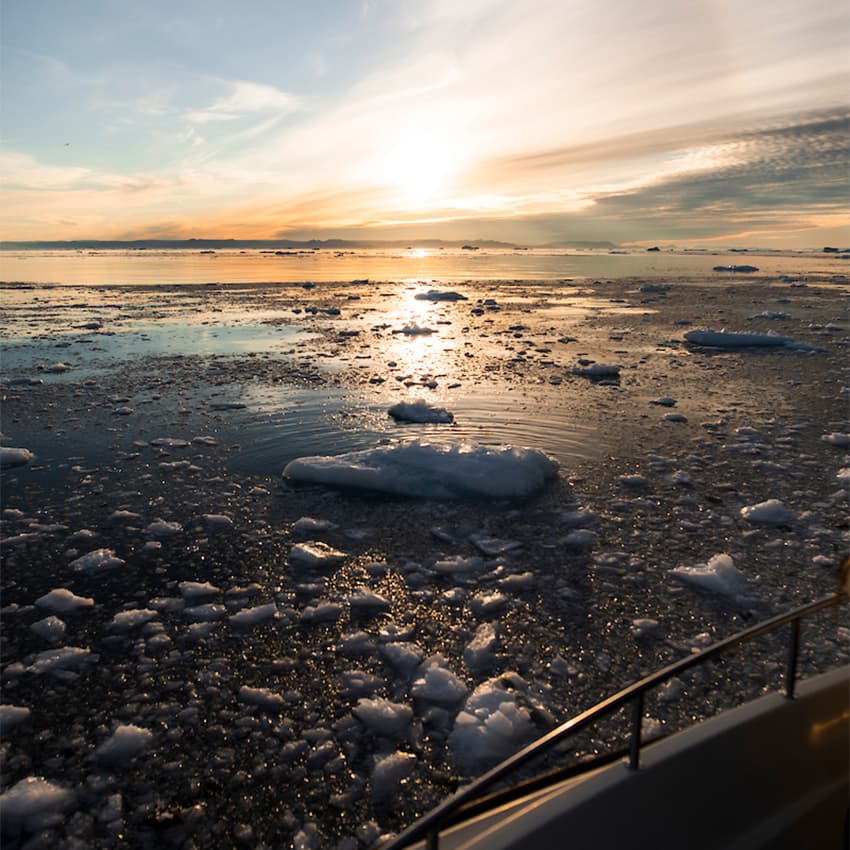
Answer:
683 327 824 351
283 439 559 500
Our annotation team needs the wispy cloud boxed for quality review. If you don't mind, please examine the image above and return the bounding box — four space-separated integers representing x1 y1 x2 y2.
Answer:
185 80 298 124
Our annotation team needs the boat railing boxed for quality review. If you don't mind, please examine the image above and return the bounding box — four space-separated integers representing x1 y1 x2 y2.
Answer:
380 591 845 850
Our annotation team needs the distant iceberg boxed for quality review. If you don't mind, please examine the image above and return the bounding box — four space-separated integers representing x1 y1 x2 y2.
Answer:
283 439 558 500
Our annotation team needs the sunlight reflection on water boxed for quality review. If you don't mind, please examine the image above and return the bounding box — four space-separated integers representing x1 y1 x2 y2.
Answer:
2 246 844 285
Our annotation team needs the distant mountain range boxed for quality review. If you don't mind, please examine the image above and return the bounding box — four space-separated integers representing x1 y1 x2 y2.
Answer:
0 237 618 250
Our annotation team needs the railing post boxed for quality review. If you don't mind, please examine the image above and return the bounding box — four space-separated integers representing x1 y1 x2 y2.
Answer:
628 692 644 770
784 618 800 699
426 826 440 850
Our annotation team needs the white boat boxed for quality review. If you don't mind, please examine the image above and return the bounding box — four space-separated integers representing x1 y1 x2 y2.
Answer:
381 593 849 850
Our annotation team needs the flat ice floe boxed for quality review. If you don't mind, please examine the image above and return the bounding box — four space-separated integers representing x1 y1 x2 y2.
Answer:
388 399 454 424
683 327 823 351
0 447 34 470
283 439 559 500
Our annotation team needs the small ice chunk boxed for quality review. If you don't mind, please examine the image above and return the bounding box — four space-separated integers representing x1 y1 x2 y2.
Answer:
433 555 483 574
35 588 94 612
559 508 598 528
0 447 34 469
185 622 218 641
238 685 286 711
670 553 751 599
150 437 190 448
204 514 233 531
183 603 227 622
414 289 467 302
30 616 66 642
0 777 75 831
109 509 142 522
572 363 621 378
289 541 347 568
339 669 386 699
740 499 796 525
338 631 375 655
388 400 454 424
631 618 661 639
562 529 596 549
411 658 468 705
209 401 247 411
379 642 424 675
144 519 182 537
109 609 157 631
26 646 93 675
178 581 220 600
469 534 522 556
464 622 499 672
370 752 416 802
470 593 509 617
659 677 686 703
291 516 337 535
353 698 413 739
70 548 124 573
822 432 850 448
192 435 219 445
497 571 536 592
348 589 391 615
95 724 153 765
229 603 278 628
284 439 559 501
0 704 31 734
448 676 537 773
301 601 343 623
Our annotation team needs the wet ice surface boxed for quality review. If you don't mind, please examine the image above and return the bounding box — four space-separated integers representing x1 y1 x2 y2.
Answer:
1 273 849 848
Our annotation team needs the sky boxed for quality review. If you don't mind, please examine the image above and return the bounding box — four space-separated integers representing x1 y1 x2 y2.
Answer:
1 0 848 247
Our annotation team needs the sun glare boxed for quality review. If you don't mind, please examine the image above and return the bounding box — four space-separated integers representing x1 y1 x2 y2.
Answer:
369 122 466 209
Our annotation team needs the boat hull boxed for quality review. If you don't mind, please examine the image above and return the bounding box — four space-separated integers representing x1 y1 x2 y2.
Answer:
429 666 849 850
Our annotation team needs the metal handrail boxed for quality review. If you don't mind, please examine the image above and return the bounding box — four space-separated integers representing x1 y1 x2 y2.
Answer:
381 592 844 850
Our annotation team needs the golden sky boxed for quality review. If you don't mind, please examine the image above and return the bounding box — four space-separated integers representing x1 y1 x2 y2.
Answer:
1 0 848 246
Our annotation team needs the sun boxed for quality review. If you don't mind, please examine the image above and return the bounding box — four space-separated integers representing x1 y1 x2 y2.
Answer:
369 122 466 209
